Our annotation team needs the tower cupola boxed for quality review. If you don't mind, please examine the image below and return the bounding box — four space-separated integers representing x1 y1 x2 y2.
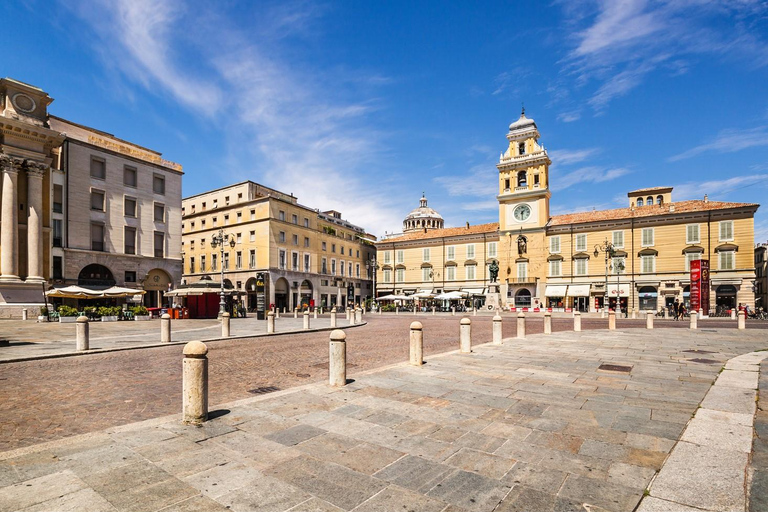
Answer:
403 193 444 233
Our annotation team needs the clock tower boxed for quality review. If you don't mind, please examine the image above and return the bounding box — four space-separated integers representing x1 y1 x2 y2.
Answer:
496 109 551 304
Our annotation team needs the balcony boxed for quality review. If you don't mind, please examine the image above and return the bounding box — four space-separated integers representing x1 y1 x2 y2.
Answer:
507 277 536 285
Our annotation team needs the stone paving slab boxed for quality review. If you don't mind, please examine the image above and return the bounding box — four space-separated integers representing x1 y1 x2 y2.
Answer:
1 328 767 512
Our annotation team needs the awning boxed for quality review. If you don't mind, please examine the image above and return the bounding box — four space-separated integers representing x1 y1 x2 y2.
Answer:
46 285 146 299
545 285 568 297
462 288 485 296
606 283 631 297
567 284 591 297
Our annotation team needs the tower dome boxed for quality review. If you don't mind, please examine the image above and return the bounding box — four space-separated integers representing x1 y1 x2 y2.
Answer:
403 194 444 233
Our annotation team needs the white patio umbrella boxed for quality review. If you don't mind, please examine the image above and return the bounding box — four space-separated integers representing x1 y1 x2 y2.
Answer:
412 291 435 298
377 294 399 300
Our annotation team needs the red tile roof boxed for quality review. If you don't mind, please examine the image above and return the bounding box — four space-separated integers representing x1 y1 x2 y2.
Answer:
377 222 499 243
549 200 758 226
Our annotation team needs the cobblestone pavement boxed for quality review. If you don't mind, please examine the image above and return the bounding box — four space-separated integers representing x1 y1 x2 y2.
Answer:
1 315 766 452
1 328 767 512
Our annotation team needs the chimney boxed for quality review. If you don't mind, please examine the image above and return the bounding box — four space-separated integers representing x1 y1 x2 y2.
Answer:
669 205 675 212
704 194 709 203
466 221 470 229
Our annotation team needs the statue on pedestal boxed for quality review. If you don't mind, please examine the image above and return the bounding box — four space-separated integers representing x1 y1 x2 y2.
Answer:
489 260 499 282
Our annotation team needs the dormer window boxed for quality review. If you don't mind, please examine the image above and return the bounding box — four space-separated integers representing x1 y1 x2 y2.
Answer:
518 171 527 187
656 195 663 205
636 198 643 207
646 197 653 206
518 142 526 155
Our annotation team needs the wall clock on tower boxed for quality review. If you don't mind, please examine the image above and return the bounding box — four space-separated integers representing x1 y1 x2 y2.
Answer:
513 204 531 222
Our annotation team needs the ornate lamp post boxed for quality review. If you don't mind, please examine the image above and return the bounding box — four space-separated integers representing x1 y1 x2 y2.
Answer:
594 239 617 312
210 228 235 317
365 257 378 309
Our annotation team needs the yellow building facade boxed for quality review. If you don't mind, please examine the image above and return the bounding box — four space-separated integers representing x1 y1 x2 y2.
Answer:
182 181 375 312
377 111 759 314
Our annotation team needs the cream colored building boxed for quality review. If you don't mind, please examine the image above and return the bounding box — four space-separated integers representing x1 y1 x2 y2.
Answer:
0 77 182 316
756 243 767 311
377 110 759 314
181 181 375 312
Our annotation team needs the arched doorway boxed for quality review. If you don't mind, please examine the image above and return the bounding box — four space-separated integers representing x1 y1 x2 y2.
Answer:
274 277 289 311
639 286 657 311
716 284 737 310
299 280 313 308
143 268 172 308
515 288 532 308
78 264 115 287
245 277 258 311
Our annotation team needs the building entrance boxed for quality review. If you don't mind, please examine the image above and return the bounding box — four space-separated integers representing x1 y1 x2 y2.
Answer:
574 297 589 312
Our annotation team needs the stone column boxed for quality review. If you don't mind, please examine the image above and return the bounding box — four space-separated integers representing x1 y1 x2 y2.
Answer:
574 310 581 332
221 312 230 337
517 313 526 339
329 329 346 386
492 314 502 345
410 321 423 366
182 341 208 425
690 311 697 330
76 316 89 351
608 310 616 330
738 310 746 330
0 157 20 281
267 310 275 333
330 307 337 328
25 163 45 281
460 317 471 353
646 311 654 329
161 313 172 342
544 311 552 334
303 310 310 329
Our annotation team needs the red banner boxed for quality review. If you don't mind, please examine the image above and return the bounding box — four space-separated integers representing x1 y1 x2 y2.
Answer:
690 259 710 314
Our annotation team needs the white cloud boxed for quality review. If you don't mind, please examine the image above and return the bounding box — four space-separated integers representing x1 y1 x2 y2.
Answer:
668 126 768 161
459 200 499 211
433 163 497 197
755 219 768 244
551 166 632 191
670 174 768 201
548 147 600 165
557 110 582 123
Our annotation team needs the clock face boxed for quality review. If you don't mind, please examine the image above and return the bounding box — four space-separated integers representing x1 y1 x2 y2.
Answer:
513 204 532 222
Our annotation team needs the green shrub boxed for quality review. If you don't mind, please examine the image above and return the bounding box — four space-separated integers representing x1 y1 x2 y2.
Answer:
40 306 48 316
57 305 79 317
97 306 121 317
130 305 149 316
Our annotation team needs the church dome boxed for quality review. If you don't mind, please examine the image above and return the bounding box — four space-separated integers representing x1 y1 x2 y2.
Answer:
509 110 536 132
403 194 444 233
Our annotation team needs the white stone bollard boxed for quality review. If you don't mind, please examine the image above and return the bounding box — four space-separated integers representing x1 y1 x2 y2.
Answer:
76 316 89 351
396 306 399 315
517 313 526 339
544 311 552 334
330 307 337 328
294 308 298 319
631 308 637 319
182 341 208 425
378 307 382 315
473 308 477 317
221 312 230 337
355 308 362 324
460 317 472 353
282 307 286 314
161 313 172 343
493 314 502 345
738 310 746 330
313 308 318 319
698 308 703 319
432 306 435 315
664 308 669 319
646 311 654 329
413 306 417 316
22 308 27 321
329 330 347 387
690 311 698 330
601 308 606 319
410 321 423 366
275 308 280 319
451 307 456 316
303 310 310 330
574 310 581 332
731 309 737 320
267 310 275 333
608 310 616 330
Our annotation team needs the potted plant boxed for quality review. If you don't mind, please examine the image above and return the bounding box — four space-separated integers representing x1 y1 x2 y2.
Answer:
131 305 150 321
98 306 120 322
38 306 48 321
57 305 79 323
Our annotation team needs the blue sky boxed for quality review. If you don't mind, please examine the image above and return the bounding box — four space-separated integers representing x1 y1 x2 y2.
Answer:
4 0 768 241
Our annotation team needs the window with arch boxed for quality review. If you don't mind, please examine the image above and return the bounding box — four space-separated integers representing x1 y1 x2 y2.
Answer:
646 196 653 206
518 142 525 155
518 171 527 187
656 195 663 205
636 198 643 207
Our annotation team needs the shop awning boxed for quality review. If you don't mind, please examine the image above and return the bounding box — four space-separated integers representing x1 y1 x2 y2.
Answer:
567 284 591 297
462 288 485 296
46 285 146 299
545 285 568 297
606 283 631 297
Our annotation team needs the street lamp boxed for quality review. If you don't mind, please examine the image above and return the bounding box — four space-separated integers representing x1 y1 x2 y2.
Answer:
594 239 617 312
365 257 378 310
210 228 236 317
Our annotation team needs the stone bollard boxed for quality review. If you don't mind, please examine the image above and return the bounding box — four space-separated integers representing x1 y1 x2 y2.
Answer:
608 310 616 330
451 307 456 316
574 310 581 332
355 308 362 324
432 306 435 316
182 341 208 425
664 308 669 319
330 307 337 328
631 308 637 319
410 321 423 366
22 308 28 321
698 308 703 319
601 309 605 319
517 312 526 339
492 314 502 345
282 307 286 315
221 312 230 337
313 308 318 319
396 306 399 315
473 308 477 317
690 311 698 330
267 310 275 333
731 309 737 320
275 308 280 319
76 316 89 351
303 310 310 330
544 311 552 334
738 310 746 330
646 311 654 329
161 313 172 343
460 317 472 353
294 308 298 319
378 307 382 315
329 330 347 386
